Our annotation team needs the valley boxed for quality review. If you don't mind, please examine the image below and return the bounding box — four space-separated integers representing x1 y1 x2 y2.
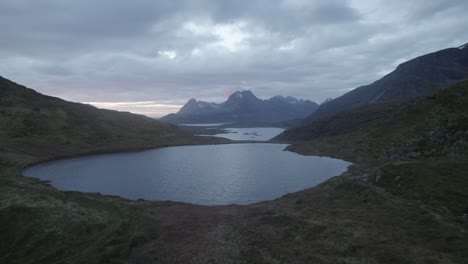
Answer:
1 43 468 264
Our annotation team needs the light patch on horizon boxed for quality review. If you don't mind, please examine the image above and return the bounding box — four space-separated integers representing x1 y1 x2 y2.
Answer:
83 101 183 118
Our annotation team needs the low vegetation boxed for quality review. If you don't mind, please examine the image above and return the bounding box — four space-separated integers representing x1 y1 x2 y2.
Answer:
271 80 468 263
0 76 227 263
1 76 467 263
278 80 468 161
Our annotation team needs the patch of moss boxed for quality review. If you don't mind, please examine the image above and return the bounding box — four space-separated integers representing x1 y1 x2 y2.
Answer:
373 160 468 214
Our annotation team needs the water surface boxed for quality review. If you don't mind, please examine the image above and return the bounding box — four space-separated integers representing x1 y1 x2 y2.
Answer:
208 127 285 141
23 144 350 205
179 123 229 127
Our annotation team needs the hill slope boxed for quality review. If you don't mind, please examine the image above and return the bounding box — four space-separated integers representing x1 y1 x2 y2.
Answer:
276 80 468 161
0 75 206 162
306 43 468 122
0 75 224 264
275 80 468 227
160 90 318 124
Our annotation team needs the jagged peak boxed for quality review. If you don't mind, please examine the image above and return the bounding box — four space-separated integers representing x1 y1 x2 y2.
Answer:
227 90 259 101
178 98 204 114
269 95 312 105
285 96 300 103
230 91 243 98
271 95 286 100
240 90 255 96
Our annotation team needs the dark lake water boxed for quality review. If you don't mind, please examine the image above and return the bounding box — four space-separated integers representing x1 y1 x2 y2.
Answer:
23 144 351 205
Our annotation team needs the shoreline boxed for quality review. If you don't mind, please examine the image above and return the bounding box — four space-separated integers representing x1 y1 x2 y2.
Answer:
19 137 282 170
20 139 353 206
4 135 467 263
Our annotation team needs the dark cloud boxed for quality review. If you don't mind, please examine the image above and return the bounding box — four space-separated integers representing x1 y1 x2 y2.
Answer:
0 0 467 117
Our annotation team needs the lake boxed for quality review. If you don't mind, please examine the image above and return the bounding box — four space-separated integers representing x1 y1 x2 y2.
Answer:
23 144 351 205
180 123 230 127
180 124 285 141
207 127 286 141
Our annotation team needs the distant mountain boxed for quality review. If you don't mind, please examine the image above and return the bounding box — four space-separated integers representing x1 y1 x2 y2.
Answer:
305 43 468 122
319 98 333 106
160 90 318 124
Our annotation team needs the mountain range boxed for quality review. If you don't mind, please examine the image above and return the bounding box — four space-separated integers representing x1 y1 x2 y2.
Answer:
160 90 318 124
276 43 468 160
303 43 468 123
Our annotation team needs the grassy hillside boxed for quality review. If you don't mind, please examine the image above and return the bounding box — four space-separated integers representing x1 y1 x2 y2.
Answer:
0 76 206 161
275 80 468 222
0 75 226 263
277 80 468 161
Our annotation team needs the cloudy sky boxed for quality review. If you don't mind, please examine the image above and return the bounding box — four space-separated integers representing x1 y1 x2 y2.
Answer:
1 0 467 117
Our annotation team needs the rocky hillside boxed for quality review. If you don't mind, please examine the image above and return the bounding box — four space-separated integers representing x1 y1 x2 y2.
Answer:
276 80 468 161
160 90 318 124
305 43 468 122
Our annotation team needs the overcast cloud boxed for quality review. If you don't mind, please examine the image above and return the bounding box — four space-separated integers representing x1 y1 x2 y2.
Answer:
1 0 467 117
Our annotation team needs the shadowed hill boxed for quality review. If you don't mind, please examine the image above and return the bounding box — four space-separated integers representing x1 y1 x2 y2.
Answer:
306 43 468 122
0 75 206 162
275 80 468 160
0 75 225 264
275 80 468 225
